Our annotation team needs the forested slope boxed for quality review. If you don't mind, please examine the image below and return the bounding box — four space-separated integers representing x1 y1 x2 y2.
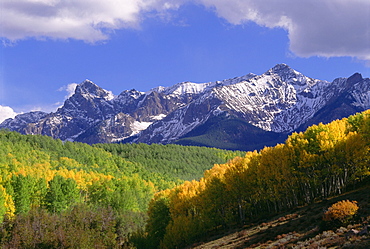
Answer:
95 143 244 181
1 110 370 248
141 110 370 249
0 131 157 247
0 130 239 247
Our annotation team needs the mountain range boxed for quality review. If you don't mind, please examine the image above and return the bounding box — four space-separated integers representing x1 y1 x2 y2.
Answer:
1 64 369 150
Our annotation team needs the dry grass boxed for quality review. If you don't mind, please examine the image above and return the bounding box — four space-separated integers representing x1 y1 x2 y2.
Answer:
190 185 370 249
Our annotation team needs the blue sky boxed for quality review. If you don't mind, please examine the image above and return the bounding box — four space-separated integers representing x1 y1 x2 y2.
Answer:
1 0 370 122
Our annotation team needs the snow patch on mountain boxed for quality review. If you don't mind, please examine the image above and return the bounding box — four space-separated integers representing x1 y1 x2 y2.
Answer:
150 114 167 120
213 64 336 132
65 131 85 142
350 78 370 109
352 92 370 108
153 82 211 95
150 73 257 97
131 121 152 135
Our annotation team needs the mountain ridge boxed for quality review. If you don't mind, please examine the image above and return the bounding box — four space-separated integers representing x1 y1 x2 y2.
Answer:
1 64 369 150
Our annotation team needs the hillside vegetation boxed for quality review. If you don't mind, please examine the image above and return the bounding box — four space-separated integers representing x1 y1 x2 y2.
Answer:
0 131 237 247
0 110 369 248
95 143 244 181
139 110 370 249
190 185 370 248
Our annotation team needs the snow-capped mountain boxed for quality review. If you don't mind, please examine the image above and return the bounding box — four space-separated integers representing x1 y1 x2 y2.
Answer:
1 64 369 150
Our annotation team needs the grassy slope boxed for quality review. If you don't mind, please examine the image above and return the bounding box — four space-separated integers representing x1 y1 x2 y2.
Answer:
190 184 370 249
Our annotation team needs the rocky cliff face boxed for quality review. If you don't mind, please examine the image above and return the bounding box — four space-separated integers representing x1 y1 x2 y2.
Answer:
1 64 369 150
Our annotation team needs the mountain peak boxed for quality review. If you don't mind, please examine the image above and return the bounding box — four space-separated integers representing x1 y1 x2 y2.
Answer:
76 80 100 93
83 79 94 84
1 64 368 150
268 63 297 75
272 63 291 70
347 73 363 84
263 63 311 87
74 80 114 100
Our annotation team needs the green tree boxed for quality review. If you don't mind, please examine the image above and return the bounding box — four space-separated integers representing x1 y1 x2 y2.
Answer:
145 192 171 248
11 174 35 214
45 175 80 213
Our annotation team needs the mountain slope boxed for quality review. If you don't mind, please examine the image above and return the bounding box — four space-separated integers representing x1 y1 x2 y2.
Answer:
190 185 370 249
127 64 369 149
1 64 369 150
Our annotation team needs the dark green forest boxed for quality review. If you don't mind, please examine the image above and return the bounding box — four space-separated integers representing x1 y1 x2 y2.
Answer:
95 143 244 181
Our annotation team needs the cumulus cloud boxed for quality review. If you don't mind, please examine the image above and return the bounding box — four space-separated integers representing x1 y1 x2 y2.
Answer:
1 0 369 61
198 0 370 61
0 105 17 123
58 83 78 99
1 0 182 43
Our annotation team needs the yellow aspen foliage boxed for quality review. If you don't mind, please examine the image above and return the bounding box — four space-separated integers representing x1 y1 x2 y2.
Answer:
58 157 81 169
344 132 369 173
285 131 309 153
323 200 359 222
258 144 295 198
13 163 56 182
225 155 250 174
223 152 258 199
203 163 229 180
14 168 27 177
204 152 257 184
10 160 115 192
55 168 114 191
169 180 205 217
0 185 15 219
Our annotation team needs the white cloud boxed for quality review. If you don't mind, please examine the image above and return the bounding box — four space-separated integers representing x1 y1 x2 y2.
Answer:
1 0 182 43
0 105 17 123
198 0 370 61
0 83 78 119
1 0 369 61
58 83 78 99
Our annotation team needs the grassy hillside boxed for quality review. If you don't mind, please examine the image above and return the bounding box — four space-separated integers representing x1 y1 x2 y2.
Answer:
190 184 370 248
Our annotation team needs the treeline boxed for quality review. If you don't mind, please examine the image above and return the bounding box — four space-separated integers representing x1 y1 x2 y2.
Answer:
95 143 244 181
141 111 370 249
0 130 240 247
